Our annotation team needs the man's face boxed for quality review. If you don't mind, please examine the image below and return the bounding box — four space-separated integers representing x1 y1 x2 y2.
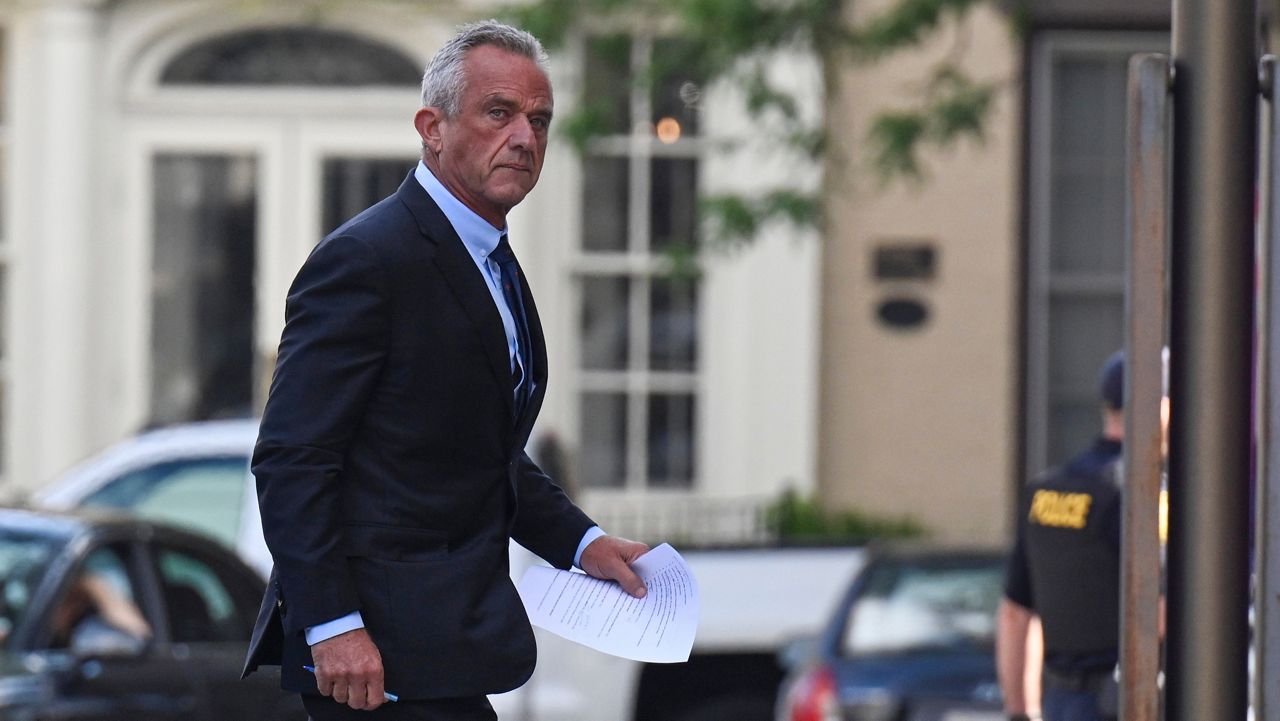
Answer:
417 45 552 227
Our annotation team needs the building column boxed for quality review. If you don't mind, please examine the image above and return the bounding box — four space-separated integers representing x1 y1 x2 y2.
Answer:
7 0 105 494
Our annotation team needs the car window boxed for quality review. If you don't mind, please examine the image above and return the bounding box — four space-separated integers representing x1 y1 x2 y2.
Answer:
156 547 249 643
841 557 1003 656
0 531 61 648
81 457 249 548
44 545 153 653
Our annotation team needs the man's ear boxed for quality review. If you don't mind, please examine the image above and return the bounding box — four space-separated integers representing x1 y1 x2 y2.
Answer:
415 107 446 155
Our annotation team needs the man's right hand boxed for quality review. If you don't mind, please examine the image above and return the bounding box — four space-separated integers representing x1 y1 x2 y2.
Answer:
311 627 386 711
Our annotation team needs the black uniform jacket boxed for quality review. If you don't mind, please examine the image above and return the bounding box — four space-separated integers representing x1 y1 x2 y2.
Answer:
1005 437 1122 673
241 173 594 699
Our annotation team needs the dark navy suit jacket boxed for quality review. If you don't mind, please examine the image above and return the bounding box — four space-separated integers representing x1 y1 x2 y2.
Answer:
241 173 593 699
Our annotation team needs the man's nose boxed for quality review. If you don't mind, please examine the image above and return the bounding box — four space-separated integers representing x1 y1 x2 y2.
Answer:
509 115 535 149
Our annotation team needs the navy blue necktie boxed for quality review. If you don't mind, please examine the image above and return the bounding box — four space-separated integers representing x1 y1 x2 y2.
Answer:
490 234 534 420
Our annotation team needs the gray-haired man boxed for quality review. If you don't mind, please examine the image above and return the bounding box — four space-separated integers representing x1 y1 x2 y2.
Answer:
242 20 649 721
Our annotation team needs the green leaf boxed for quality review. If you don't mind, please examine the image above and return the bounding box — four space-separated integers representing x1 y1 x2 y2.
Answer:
851 0 982 59
929 78 994 144
869 112 928 180
500 0 580 48
762 190 820 226
701 195 760 246
701 190 821 248
744 63 800 120
785 129 827 160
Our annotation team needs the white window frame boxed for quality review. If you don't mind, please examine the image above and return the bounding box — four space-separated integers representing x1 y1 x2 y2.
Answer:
1024 30 1168 479
117 21 423 429
0 24 9 481
571 34 706 493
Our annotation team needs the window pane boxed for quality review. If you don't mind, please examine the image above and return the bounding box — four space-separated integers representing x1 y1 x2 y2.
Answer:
0 530 60 648
651 158 698 253
650 277 697 371
157 549 247 643
81 458 250 550
1050 169 1123 273
162 29 420 86
581 276 630 370
1051 58 1110 158
841 557 1002 656
581 392 627 488
582 156 630 251
1047 295 1122 467
647 393 694 488
152 155 256 425
1048 54 1127 274
323 158 411 235
652 39 703 136
1048 296 1123 394
583 35 632 135
1048 399 1102 470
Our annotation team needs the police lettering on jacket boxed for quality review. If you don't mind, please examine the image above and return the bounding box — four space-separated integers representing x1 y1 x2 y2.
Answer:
1028 489 1093 529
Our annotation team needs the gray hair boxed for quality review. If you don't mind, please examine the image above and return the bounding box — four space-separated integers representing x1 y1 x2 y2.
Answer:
421 20 550 116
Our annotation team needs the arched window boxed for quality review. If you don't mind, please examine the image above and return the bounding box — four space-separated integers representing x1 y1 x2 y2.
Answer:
160 28 420 86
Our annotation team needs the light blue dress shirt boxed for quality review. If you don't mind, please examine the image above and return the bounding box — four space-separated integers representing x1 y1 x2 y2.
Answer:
304 163 604 646
414 162 527 388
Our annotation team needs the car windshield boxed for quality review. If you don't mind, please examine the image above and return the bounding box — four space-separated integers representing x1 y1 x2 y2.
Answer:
841 555 1003 656
80 457 249 548
0 530 63 648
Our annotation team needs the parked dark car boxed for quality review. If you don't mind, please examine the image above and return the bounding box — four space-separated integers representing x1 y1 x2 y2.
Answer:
0 507 304 721
775 547 1006 721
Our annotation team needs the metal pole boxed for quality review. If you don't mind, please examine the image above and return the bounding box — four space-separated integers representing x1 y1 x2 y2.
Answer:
1166 1 1257 720
1121 52 1171 721
1257 51 1279 721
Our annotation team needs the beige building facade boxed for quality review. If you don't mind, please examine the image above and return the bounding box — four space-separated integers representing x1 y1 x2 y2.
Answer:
818 1 1171 543
819 4 1022 544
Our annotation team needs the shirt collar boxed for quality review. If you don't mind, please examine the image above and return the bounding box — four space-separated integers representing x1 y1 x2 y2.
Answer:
414 160 505 261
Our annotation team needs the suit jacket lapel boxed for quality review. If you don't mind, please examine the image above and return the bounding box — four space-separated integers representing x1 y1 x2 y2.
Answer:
395 174 514 416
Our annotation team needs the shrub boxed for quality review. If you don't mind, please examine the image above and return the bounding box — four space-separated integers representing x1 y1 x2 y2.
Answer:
765 489 926 544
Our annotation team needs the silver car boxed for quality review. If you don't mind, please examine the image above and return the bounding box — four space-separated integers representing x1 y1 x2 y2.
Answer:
37 420 271 579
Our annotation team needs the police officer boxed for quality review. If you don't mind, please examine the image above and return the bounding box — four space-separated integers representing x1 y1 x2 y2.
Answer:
996 351 1125 721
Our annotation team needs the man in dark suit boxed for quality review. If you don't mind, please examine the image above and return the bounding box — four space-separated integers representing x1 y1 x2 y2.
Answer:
242 20 650 720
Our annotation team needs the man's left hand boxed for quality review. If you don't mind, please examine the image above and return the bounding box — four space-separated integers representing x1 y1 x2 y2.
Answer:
580 536 649 598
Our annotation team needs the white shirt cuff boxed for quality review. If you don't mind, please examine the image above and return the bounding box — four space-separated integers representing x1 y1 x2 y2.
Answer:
305 611 365 646
574 526 607 569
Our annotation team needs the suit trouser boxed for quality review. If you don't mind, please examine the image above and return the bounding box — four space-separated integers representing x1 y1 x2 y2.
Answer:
303 693 496 721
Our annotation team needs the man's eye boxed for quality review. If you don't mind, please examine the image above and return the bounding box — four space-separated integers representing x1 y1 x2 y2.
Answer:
488 108 508 119
531 118 550 130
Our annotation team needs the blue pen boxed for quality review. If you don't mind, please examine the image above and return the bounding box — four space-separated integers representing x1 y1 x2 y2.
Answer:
303 665 400 703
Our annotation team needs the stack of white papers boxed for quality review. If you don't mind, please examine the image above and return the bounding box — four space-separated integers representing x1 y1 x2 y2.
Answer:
516 543 699 663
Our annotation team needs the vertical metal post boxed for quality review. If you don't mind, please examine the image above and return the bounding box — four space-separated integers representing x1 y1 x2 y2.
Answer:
1122 52 1171 721
1258 51 1279 721
1166 1 1257 720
